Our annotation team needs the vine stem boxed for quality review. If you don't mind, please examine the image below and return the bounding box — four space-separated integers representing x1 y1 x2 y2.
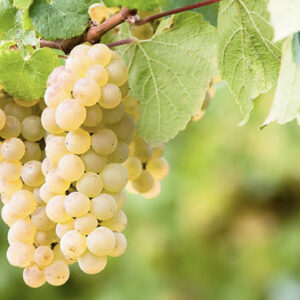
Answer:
40 0 221 53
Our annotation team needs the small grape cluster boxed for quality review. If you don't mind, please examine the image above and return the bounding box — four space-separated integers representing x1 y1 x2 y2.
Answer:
0 42 169 288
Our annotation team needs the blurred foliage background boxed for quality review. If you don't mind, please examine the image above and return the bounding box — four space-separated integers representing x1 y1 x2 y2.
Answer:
1 84 300 300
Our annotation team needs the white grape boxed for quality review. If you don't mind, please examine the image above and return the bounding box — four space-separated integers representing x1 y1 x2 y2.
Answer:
41 107 64 134
21 141 42 163
87 44 111 67
41 157 56 176
65 128 91 154
81 149 107 173
103 102 125 124
1 203 20 226
34 246 54 266
99 84 121 109
110 50 121 62
132 170 154 193
1 137 25 161
21 160 45 187
47 66 65 87
92 128 118 155
45 260 70 286
73 77 101 106
109 232 127 257
0 160 22 181
101 210 127 232
34 229 57 247
141 180 161 199
23 264 46 288
91 193 117 220
146 157 170 180
106 61 128 86
109 114 135 144
56 68 78 92
8 218 36 244
86 64 109 86
83 104 103 127
76 172 103 197
0 115 21 139
60 230 87 260
64 192 91 217
22 116 45 141
4 102 31 122
70 44 90 57
45 169 70 194
78 250 107 274
45 136 70 164
7 241 34 267
65 55 92 78
31 206 55 231
56 219 74 239
101 163 128 193
57 154 85 182
133 140 153 163
10 190 37 218
39 183 57 203
111 191 127 210
33 187 44 206
46 195 71 223
52 244 74 265
124 157 143 180
74 213 98 235
0 177 23 198
44 84 71 108
108 142 129 163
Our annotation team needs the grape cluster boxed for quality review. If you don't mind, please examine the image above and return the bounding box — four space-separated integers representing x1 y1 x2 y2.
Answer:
0 42 169 288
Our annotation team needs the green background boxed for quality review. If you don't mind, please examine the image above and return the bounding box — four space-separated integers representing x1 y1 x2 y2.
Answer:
1 84 300 300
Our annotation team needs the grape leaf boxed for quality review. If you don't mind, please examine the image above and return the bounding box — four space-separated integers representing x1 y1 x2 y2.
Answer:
0 0 18 38
263 35 300 126
29 0 90 40
268 0 300 42
0 42 61 100
13 0 32 10
106 12 217 144
103 0 163 10
218 0 282 124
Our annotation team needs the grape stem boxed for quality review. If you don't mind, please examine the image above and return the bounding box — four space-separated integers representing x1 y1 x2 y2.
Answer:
40 0 221 53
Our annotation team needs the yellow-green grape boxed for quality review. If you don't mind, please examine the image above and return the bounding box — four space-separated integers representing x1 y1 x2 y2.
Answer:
57 154 85 182
39 183 57 203
44 85 71 108
21 142 42 163
56 219 74 239
31 206 55 231
47 66 65 87
87 227 116 256
141 180 161 199
44 260 70 286
0 177 23 198
14 98 40 107
74 213 98 235
123 96 140 122
56 68 78 92
109 114 135 144
76 172 103 197
108 142 129 164
41 107 64 134
99 84 121 109
64 192 91 217
46 195 71 223
22 116 45 142
111 191 127 210
110 50 121 62
109 232 127 257
78 250 107 274
34 246 54 267
65 55 92 78
55 99 86 131
70 44 91 57
73 78 101 107
86 64 109 86
83 104 103 127
0 160 22 181
103 102 125 124
4 102 31 122
34 229 57 247
21 160 45 187
81 149 107 173
101 210 127 232
45 136 70 164
106 61 128 87
92 128 118 155
152 144 165 158
146 157 169 180
91 193 117 220
8 218 36 244
132 170 154 193
0 108 6 130
0 115 21 138
60 230 87 260
1 137 25 161
10 190 37 217
133 140 153 163
87 44 111 67
65 128 91 154
7 241 35 267
23 264 46 288
41 158 56 176
131 23 154 40
124 157 143 180
101 163 128 193
1 202 21 226
45 170 70 194
0 94 11 109
119 81 130 99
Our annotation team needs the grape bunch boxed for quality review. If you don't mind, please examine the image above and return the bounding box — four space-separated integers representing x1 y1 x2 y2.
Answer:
0 42 169 288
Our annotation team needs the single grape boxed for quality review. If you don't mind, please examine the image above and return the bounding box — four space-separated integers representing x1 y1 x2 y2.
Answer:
10 189 37 218
73 78 101 107
146 157 170 180
45 260 70 286
31 206 55 231
21 160 45 187
103 102 125 125
111 191 127 210
78 250 107 274
41 107 64 134
41 157 56 176
108 142 129 164
132 170 154 193
101 210 127 232
74 213 98 235
64 192 91 217
65 128 91 154
7 241 35 267
22 116 45 142
124 157 143 180
81 149 107 173
109 232 127 257
34 246 54 267
45 136 70 164
57 154 85 182
91 193 117 221
0 115 21 139
21 141 42 163
4 102 31 122
23 264 46 288
141 180 161 199
70 44 90 57
65 55 92 78
0 160 22 181
106 61 128 86
44 84 71 108
46 195 71 223
47 66 65 87
8 218 36 244
108 114 135 144
0 177 23 198
39 183 57 203
101 163 128 193
92 128 118 155
87 44 111 67
46 169 70 194
83 104 103 127
76 172 103 197
86 64 109 86
60 230 87 260
99 84 121 109
56 219 74 239
34 229 57 247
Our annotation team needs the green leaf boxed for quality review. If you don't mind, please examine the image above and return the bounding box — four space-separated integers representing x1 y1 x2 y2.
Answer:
218 0 282 124
0 0 18 38
108 12 217 144
13 0 32 10
268 0 300 42
103 0 163 11
163 0 219 26
263 35 300 126
29 0 90 40
0 42 62 100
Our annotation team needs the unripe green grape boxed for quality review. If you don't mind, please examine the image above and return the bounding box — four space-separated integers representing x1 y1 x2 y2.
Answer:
92 128 118 155
0 108 6 130
45 136 70 164
74 213 98 235
124 157 143 180
87 226 116 256
10 189 37 218
106 61 128 87
99 84 121 109
8 218 36 244
34 246 54 267
65 55 92 78
7 241 35 267
91 193 117 220
141 180 161 199
64 192 91 217
46 195 71 223
23 264 46 288
45 170 70 194
21 141 42 163
57 154 85 182
4 102 31 122
0 177 23 198
31 206 55 231
101 163 128 193
56 219 74 239
108 114 135 144
76 172 103 197
83 104 103 127
1 137 25 161
81 149 107 173
109 232 127 257
0 160 22 181
45 260 70 286
60 230 87 260
108 142 129 164
131 23 154 40
103 102 125 124
87 44 111 67
22 116 45 142
132 170 154 193
65 128 91 154
0 115 21 139
56 99 86 131
73 78 101 106
41 107 64 134
146 157 170 180
44 84 71 108
21 160 45 187
101 210 127 232
86 64 109 86
78 250 107 274
34 229 57 247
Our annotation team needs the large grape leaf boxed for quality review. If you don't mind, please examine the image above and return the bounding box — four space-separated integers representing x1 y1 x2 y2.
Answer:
29 0 90 40
268 0 300 42
106 12 218 144
0 42 62 100
218 0 282 124
263 35 300 126
103 0 164 10
0 0 18 38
